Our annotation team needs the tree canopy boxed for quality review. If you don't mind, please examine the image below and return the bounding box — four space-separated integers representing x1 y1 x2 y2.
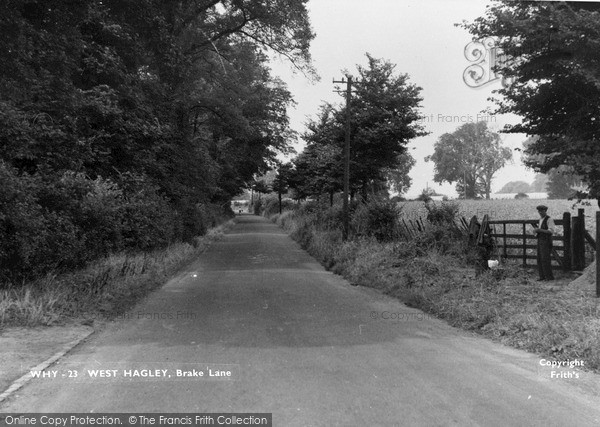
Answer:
460 0 600 203
521 136 584 199
497 181 531 194
426 121 512 199
290 54 426 201
0 0 314 283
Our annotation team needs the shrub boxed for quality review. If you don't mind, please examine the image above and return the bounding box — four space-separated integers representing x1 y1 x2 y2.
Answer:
0 164 233 286
34 172 126 267
350 198 401 242
275 210 297 231
417 223 468 256
262 195 296 216
120 180 176 250
296 200 320 216
252 198 264 215
424 200 460 225
316 204 345 231
78 177 126 259
0 164 49 282
390 195 406 203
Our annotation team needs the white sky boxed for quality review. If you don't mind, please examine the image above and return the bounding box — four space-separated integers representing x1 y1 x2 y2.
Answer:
270 0 536 199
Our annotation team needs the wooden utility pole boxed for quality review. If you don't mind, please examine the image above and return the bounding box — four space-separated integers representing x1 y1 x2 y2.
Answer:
333 76 353 240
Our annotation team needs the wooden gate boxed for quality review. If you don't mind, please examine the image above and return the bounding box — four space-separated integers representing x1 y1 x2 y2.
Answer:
487 209 595 272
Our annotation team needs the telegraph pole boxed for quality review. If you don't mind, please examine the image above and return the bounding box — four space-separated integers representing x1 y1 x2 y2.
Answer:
333 76 352 240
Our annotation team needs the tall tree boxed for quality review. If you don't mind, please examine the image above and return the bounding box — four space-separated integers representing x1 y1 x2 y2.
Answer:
460 1 600 204
426 121 512 199
347 54 427 197
292 143 343 203
291 105 344 202
294 54 426 200
384 152 417 196
0 0 315 282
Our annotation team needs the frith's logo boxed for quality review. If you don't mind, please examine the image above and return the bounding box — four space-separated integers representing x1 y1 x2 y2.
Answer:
463 37 515 88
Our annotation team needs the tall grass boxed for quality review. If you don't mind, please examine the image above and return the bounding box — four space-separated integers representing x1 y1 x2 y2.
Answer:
0 221 234 328
270 205 600 373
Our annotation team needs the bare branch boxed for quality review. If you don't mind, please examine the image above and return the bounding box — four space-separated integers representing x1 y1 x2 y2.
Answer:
237 29 316 80
175 0 223 36
184 11 251 56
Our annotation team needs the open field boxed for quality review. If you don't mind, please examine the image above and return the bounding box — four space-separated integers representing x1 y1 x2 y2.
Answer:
399 199 600 269
400 199 600 235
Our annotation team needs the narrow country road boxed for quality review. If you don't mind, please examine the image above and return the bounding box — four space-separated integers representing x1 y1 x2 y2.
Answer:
2 214 600 426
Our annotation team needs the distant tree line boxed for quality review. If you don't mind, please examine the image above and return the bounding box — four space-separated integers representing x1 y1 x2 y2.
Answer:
498 170 584 199
0 0 313 284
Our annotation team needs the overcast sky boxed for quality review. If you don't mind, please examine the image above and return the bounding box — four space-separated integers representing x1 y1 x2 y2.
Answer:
270 0 535 199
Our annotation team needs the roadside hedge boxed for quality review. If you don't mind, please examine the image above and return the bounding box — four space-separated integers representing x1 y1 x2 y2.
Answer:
0 163 231 286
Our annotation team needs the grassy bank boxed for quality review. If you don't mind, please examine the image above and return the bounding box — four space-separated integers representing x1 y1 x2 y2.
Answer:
270 208 600 374
0 219 235 328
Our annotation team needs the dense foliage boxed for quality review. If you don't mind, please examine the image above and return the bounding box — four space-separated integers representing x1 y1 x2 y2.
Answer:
0 0 314 284
460 1 600 204
289 54 426 201
426 121 512 199
520 136 584 199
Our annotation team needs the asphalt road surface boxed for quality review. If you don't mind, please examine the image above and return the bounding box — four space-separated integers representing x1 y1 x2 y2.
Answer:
2 214 600 426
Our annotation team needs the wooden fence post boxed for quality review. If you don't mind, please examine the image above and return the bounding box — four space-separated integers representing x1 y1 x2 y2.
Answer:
503 223 507 260
573 208 585 271
572 208 586 271
522 222 527 267
563 212 572 271
596 211 599 298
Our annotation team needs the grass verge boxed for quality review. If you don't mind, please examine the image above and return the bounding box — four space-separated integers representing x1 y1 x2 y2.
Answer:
0 219 235 329
270 210 600 374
